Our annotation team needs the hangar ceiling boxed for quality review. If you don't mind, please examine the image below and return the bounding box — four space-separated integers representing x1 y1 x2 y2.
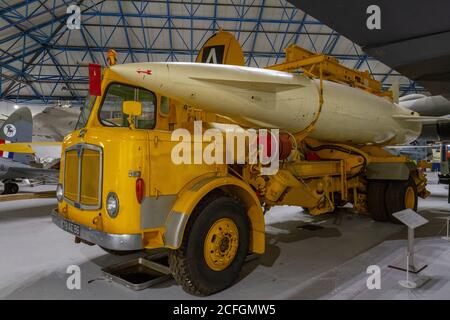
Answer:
0 0 426 106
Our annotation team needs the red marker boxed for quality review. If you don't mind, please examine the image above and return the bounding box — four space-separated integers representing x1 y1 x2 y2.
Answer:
136 69 152 75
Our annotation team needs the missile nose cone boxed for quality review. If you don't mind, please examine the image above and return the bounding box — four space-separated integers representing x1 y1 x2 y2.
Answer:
111 62 168 88
111 63 155 76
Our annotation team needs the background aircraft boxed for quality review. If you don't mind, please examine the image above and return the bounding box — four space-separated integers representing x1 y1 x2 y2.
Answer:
0 107 59 194
33 105 81 142
0 105 81 163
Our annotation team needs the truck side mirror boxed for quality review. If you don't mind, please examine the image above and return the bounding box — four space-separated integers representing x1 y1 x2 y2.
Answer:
123 101 142 117
123 101 142 129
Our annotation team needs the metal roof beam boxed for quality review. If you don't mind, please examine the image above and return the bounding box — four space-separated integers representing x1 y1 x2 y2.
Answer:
0 0 42 16
247 0 266 67
118 0 136 63
80 11 323 25
166 0 174 61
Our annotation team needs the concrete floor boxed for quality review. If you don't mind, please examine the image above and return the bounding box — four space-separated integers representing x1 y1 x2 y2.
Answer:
0 176 450 299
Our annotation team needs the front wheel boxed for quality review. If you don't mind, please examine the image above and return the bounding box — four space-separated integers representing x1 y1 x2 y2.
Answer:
169 192 250 296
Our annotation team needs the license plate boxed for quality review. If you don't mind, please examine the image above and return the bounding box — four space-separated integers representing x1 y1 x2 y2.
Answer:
61 219 81 236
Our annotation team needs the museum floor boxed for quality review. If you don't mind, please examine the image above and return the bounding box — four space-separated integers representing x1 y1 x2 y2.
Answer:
1 176 449 300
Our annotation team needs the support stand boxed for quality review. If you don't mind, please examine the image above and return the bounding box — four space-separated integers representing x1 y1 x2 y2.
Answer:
389 225 427 273
387 209 429 287
436 216 450 241
399 255 417 289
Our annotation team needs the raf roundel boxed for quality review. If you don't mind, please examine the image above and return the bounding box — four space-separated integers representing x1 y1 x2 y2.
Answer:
3 124 16 138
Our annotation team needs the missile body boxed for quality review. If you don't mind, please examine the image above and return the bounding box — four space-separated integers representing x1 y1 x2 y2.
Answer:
111 62 421 145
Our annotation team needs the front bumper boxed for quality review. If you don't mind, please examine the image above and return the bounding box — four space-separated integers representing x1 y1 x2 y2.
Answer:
51 209 143 251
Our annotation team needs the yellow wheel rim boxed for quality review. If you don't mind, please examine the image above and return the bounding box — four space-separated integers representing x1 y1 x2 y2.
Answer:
204 218 239 271
405 186 415 209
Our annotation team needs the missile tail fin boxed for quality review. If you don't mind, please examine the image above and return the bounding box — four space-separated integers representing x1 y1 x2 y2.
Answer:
196 30 245 66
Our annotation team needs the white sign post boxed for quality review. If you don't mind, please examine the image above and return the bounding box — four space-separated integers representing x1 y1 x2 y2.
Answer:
388 209 428 289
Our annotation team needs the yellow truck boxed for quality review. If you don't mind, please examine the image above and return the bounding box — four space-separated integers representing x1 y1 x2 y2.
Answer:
52 31 429 296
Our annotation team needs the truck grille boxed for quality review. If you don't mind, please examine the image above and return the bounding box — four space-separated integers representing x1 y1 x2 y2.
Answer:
63 144 103 210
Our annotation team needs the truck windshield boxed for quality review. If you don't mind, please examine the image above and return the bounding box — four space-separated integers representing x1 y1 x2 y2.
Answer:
99 83 156 129
75 95 96 130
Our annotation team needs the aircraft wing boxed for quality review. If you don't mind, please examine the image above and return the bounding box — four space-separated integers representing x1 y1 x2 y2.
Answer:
287 0 450 99
0 167 59 180
0 156 58 180
0 142 62 159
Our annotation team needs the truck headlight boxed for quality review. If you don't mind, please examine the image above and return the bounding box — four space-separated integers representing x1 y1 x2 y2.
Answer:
106 192 119 218
56 183 63 202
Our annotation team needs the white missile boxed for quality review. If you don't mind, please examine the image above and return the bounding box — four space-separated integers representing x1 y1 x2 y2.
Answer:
111 62 422 145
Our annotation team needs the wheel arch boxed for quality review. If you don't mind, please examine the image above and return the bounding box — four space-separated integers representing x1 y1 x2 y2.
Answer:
164 174 265 254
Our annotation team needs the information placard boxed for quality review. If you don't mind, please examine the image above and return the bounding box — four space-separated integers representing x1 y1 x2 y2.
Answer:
392 209 428 229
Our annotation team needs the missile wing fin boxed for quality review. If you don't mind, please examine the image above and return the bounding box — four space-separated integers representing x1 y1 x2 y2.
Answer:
189 77 303 93
392 115 450 123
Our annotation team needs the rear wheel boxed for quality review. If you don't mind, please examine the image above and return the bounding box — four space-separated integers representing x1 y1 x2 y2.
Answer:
367 181 389 222
169 192 249 296
385 178 418 223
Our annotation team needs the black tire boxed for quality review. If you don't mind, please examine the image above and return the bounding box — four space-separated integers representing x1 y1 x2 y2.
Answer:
385 177 418 223
367 181 389 222
3 182 19 195
10 183 19 194
2 184 9 195
169 191 250 296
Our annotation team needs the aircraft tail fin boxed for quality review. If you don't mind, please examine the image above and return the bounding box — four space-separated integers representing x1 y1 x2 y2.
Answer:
196 30 245 66
0 107 33 164
390 81 400 104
